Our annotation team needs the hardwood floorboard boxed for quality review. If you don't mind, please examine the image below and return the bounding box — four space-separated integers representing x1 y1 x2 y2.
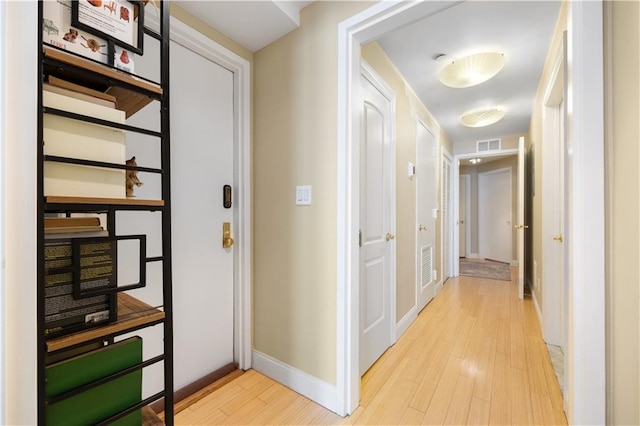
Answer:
176 269 567 425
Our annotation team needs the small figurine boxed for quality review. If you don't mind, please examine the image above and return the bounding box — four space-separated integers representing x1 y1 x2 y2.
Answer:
126 156 143 197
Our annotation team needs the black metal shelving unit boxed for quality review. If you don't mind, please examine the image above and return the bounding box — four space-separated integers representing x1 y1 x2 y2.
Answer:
37 1 173 424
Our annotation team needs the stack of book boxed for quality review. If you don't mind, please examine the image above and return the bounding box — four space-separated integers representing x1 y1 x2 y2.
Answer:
43 77 127 199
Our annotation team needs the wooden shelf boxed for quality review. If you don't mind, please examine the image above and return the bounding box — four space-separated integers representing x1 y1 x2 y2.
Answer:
43 47 160 118
46 196 164 207
46 293 165 353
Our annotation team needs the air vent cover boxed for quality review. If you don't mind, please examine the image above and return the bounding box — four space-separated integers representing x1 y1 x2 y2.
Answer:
477 138 501 152
421 245 433 290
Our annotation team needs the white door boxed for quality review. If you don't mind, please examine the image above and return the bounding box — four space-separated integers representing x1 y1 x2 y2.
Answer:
478 168 512 263
170 42 235 389
415 121 437 311
359 65 395 375
441 153 452 281
459 175 470 258
122 39 235 392
517 137 526 299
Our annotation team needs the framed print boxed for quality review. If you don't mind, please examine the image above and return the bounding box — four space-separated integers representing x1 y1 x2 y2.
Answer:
71 0 144 55
43 0 110 64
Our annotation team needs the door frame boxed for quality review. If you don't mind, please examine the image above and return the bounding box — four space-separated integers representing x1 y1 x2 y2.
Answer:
169 17 252 370
477 167 513 264
541 40 565 347
459 174 470 258
441 149 454 281
336 1 604 421
359 59 397 371
452 149 518 277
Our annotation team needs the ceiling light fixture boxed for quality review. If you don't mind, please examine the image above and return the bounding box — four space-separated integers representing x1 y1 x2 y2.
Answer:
460 108 505 128
469 158 482 164
438 52 506 88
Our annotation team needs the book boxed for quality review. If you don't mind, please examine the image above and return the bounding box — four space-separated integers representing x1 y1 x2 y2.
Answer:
45 217 104 235
43 90 126 199
44 82 116 109
46 337 143 426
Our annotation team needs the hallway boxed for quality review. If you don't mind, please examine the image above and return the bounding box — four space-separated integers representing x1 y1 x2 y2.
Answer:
174 270 566 425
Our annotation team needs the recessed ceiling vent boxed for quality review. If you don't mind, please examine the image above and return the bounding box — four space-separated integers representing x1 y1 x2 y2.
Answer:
477 138 501 153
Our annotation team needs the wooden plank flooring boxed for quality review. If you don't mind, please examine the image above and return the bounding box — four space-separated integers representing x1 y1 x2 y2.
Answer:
176 269 567 425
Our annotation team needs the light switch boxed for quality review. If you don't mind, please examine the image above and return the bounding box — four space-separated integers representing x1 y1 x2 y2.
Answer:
296 185 312 205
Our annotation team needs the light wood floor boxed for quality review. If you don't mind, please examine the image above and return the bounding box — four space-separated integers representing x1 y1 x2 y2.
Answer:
175 269 567 425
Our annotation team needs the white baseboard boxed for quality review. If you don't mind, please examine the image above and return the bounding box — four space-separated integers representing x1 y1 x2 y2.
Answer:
434 279 443 294
510 259 519 267
252 350 338 413
468 253 480 259
396 305 417 339
532 289 543 328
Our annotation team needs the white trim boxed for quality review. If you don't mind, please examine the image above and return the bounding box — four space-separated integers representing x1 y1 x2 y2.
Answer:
477 166 513 264
169 17 253 370
442 149 454 279
4 2 38 423
252 351 338 413
396 306 417 339
532 287 543 328
565 1 605 423
459 174 471 258
0 1 6 422
434 279 444 294
360 58 398 355
541 39 565 347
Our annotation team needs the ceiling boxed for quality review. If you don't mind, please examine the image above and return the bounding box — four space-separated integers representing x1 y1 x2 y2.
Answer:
178 1 315 52
177 1 561 146
376 1 562 144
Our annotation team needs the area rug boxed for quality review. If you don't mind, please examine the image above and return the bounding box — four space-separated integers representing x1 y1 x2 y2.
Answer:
459 259 512 282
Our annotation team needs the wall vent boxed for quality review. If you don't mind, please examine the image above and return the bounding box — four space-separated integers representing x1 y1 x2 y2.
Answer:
421 245 433 290
477 138 501 152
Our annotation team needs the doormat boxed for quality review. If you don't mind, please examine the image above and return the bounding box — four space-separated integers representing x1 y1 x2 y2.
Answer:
459 259 512 282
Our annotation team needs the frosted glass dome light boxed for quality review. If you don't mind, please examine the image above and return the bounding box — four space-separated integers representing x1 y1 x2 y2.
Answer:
460 108 505 128
438 52 506 88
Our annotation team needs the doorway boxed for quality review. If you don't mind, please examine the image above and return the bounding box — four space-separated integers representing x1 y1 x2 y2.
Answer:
337 1 605 420
478 168 512 263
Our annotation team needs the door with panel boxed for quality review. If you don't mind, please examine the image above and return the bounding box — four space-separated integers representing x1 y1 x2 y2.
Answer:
359 64 395 375
415 121 437 311
122 39 235 392
478 168 512 264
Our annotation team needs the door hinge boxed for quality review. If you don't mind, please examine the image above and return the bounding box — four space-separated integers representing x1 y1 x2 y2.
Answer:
359 229 362 248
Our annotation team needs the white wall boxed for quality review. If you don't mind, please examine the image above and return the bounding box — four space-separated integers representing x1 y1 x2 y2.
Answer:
2 1 38 424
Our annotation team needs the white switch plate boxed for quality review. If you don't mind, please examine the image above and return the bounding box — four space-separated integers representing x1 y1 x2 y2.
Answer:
296 185 312 205
432 208 438 219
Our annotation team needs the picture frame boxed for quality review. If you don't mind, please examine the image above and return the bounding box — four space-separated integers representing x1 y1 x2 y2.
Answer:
71 0 144 55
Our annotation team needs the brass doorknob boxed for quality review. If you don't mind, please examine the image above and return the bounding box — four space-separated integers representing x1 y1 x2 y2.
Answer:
385 233 395 241
514 224 530 229
553 234 564 243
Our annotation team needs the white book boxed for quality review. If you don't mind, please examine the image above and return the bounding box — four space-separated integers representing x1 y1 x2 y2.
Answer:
43 91 126 199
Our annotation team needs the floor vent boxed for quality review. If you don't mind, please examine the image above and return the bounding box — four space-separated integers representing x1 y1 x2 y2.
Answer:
421 245 433 290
